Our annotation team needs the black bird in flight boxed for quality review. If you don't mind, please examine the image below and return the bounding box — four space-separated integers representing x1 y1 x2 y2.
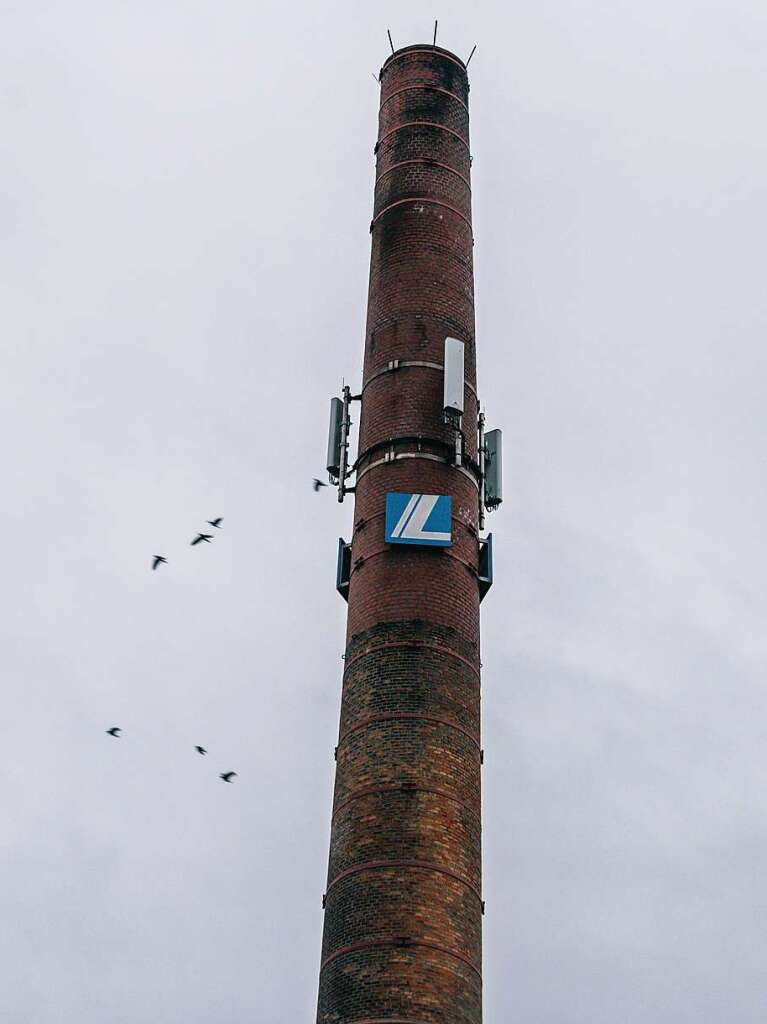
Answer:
152 555 167 570
195 746 207 755
191 533 213 546
219 771 237 783
106 727 121 737
313 478 327 492
207 517 223 528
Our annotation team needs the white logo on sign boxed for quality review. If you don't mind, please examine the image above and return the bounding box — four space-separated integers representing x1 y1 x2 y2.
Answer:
391 494 451 543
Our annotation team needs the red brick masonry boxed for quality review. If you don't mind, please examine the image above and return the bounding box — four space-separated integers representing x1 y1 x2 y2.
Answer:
317 44 483 1024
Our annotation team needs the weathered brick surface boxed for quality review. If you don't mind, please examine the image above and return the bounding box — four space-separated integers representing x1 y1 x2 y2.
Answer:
317 44 483 1024
320 946 481 1024
323 868 481 959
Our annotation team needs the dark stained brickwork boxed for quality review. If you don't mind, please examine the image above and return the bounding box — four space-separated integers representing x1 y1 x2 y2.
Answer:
317 44 483 1024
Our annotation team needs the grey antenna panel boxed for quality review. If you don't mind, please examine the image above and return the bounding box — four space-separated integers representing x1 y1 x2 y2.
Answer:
326 397 343 476
485 428 503 509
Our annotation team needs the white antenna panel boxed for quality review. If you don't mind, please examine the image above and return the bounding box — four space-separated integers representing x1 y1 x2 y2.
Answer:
443 337 465 416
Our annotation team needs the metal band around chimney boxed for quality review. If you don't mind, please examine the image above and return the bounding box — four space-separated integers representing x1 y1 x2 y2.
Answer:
325 859 483 905
371 196 472 232
337 712 480 750
375 158 472 191
381 48 468 73
362 361 478 397
331 783 480 824
350 1019 427 1024
351 435 482 482
342 640 481 680
349 546 479 582
320 937 482 979
379 85 469 114
376 122 470 153
355 453 479 490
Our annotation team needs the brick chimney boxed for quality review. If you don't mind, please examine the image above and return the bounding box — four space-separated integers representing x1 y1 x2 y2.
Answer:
317 43 487 1024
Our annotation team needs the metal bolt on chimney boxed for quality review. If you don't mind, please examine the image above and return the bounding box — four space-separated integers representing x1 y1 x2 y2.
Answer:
318 40 501 1024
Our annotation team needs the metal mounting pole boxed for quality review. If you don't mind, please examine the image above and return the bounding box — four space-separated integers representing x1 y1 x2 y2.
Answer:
338 385 352 503
478 409 486 531
454 426 463 468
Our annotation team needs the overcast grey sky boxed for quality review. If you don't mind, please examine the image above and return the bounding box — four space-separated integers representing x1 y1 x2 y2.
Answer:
1 1 766 1021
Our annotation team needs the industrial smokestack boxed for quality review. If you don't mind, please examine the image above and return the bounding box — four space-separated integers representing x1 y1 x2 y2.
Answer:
317 42 496 1023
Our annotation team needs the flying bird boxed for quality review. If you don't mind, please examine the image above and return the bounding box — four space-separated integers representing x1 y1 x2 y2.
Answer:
313 478 327 492
191 533 213 546
219 771 237 783
152 555 167 570
207 517 223 528
195 746 207 755
106 727 121 737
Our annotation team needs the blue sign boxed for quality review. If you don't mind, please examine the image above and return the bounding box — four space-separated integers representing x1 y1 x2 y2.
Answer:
385 493 452 547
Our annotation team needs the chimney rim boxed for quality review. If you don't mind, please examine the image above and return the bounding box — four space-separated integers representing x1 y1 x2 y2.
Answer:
381 43 467 75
